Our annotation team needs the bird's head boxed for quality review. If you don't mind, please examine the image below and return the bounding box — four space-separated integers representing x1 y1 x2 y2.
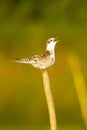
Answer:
46 37 58 51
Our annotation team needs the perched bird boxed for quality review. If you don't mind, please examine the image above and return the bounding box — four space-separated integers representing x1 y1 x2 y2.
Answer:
13 37 59 69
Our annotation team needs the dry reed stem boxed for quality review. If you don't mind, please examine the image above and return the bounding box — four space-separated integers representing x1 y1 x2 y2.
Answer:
67 53 87 127
41 69 57 130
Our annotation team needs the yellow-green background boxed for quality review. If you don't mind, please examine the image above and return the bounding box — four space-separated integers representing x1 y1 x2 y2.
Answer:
0 0 87 130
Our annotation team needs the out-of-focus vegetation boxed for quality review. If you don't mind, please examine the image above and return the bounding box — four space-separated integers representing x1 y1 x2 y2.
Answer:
0 0 87 129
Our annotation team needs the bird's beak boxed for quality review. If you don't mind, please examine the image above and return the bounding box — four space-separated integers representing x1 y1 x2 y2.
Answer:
54 37 60 43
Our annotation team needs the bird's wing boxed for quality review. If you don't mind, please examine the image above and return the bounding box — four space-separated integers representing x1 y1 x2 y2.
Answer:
13 51 50 64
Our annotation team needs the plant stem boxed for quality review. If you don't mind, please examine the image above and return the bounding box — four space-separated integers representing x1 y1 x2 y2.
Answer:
41 69 57 130
67 53 87 127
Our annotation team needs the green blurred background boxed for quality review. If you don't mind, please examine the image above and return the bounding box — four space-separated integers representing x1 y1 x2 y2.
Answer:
0 0 87 130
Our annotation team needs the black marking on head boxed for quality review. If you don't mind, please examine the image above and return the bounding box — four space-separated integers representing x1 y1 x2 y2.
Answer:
47 38 55 44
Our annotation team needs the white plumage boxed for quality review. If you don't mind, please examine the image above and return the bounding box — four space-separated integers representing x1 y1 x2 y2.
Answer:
13 37 58 69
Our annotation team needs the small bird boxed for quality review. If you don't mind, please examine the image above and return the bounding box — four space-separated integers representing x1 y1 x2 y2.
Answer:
13 37 59 69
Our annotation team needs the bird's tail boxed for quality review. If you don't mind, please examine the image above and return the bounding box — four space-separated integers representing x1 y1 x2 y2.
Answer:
12 58 30 64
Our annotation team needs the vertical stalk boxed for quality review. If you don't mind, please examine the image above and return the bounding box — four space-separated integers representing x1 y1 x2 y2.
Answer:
41 69 57 130
67 53 87 127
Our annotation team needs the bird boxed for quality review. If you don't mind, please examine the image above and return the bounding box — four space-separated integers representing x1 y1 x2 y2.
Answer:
13 37 59 69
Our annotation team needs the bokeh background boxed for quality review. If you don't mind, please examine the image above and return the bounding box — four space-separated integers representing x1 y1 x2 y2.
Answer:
0 0 87 130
